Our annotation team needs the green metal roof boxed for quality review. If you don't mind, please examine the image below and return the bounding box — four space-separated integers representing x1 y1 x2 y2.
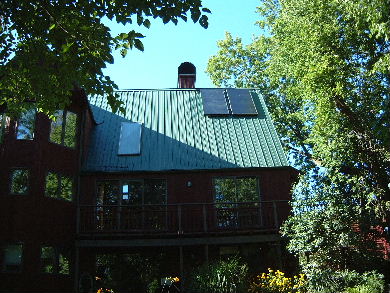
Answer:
84 89 289 172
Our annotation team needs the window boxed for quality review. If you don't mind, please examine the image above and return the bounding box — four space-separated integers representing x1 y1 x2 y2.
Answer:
0 113 10 143
2 243 23 272
214 177 259 203
10 169 29 195
50 110 77 148
213 177 259 229
97 179 166 206
16 108 36 140
40 246 70 274
45 172 74 201
96 179 167 230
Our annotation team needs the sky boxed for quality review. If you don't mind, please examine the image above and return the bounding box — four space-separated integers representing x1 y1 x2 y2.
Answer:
103 0 262 89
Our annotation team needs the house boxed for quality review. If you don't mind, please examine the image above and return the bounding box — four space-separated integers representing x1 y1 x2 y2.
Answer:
0 62 298 292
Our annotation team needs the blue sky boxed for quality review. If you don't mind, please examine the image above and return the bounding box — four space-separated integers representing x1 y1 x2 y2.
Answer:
103 0 262 89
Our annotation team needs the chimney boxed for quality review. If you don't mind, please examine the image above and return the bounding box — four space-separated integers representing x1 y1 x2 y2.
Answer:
178 62 196 88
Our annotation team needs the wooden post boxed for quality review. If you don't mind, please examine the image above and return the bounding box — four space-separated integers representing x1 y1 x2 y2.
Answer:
76 205 81 234
204 245 209 265
178 205 182 233
258 203 263 227
274 242 283 270
74 247 79 293
273 201 279 229
202 204 208 232
179 246 184 292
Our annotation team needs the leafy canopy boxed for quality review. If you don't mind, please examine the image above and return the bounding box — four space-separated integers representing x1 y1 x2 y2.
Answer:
0 0 210 116
207 0 389 273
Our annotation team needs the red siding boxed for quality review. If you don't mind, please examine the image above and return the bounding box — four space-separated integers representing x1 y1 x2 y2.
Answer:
0 92 86 292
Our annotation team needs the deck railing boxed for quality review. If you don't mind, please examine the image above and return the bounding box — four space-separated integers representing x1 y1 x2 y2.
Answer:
78 201 290 234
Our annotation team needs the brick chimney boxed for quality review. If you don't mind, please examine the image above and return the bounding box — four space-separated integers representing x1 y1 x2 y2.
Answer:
178 62 196 88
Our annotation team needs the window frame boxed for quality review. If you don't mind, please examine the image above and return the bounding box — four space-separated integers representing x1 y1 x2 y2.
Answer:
0 113 10 143
40 245 71 275
15 108 36 140
212 176 260 204
44 171 75 202
212 176 261 230
95 178 167 206
94 178 168 231
2 242 24 273
9 168 30 196
49 110 78 149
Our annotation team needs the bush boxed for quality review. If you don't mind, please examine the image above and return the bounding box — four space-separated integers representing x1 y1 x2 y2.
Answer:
187 256 248 293
305 269 385 293
248 268 307 293
344 271 385 293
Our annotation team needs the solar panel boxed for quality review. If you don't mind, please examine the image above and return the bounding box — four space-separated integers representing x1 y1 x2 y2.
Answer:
200 89 230 115
226 89 257 115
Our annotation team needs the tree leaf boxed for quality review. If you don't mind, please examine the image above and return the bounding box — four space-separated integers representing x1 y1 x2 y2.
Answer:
143 19 151 28
134 39 144 52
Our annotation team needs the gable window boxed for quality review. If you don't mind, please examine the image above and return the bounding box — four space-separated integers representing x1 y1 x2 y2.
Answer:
50 110 77 148
213 176 259 229
40 246 70 274
2 243 23 272
10 169 29 195
16 109 36 140
45 172 74 201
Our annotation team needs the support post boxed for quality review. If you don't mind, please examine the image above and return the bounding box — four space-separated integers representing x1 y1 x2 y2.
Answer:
179 246 184 292
274 242 283 270
74 247 80 293
204 244 209 265
178 205 182 233
202 204 208 232
272 201 279 229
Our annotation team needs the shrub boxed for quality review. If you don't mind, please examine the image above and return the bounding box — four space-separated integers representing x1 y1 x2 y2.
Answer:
344 271 385 293
248 268 307 293
305 269 385 293
187 256 248 293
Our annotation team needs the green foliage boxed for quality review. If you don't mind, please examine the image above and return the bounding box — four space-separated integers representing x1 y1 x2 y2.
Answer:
10 169 29 194
187 257 248 293
305 269 385 293
0 0 210 116
147 279 159 293
96 253 162 293
207 0 390 277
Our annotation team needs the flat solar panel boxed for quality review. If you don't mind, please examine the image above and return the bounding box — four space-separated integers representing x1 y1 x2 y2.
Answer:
226 89 258 115
200 89 230 115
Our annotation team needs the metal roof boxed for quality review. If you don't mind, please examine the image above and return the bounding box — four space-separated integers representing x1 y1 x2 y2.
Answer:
84 89 289 172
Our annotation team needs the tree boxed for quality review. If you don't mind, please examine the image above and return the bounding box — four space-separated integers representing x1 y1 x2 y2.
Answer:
207 0 389 275
0 0 210 116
